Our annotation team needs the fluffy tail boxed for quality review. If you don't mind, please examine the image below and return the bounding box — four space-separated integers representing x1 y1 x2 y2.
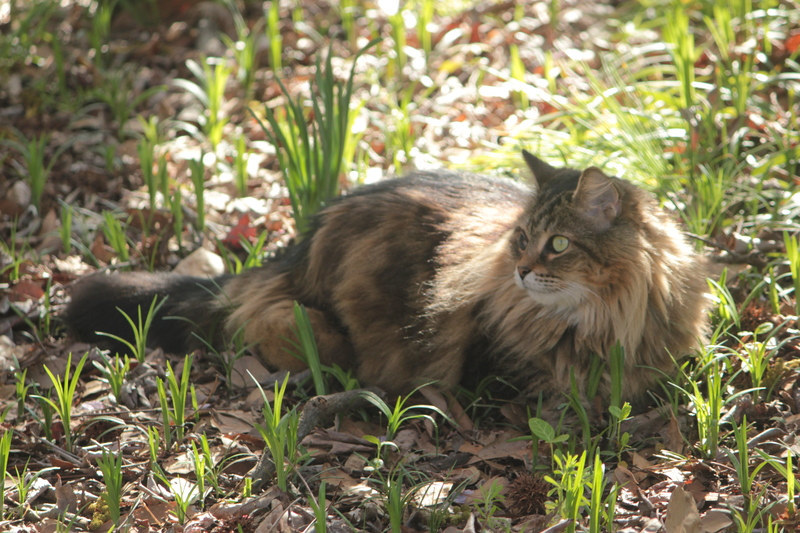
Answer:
63 272 233 356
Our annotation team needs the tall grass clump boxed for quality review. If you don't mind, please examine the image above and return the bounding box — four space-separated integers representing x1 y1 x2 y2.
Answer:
662 7 696 111
253 38 380 235
2 131 70 211
173 58 232 149
34 352 89 454
253 374 302 491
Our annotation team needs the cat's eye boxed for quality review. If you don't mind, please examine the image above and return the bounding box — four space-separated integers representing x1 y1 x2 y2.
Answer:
517 230 529 250
549 235 570 253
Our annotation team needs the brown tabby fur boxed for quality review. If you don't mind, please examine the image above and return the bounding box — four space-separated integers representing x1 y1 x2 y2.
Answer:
64 152 708 418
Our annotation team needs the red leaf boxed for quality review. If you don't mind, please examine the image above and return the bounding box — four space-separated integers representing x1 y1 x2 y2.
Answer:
223 214 258 249
787 32 800 54
9 280 45 301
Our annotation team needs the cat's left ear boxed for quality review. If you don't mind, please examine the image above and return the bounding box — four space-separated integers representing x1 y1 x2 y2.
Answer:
522 150 558 189
572 167 621 231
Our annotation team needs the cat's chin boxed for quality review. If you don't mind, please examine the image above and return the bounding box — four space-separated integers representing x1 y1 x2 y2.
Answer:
524 288 582 308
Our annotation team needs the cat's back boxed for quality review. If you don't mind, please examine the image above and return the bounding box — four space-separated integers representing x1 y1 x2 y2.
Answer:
333 170 530 219
300 170 530 273
292 170 530 317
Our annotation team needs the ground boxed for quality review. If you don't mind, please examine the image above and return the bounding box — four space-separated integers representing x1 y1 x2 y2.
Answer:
1 0 800 532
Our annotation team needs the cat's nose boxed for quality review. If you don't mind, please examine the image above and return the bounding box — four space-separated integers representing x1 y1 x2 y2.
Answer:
517 266 531 278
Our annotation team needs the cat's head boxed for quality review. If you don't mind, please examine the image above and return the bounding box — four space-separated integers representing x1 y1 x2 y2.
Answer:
512 150 640 308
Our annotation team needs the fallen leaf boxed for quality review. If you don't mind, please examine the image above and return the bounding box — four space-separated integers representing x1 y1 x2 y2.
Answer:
786 32 800 54
320 465 360 490
463 476 508 504
613 465 639 490
419 385 474 431
700 510 732 533
661 413 685 454
171 477 202 505
90 233 116 264
128 501 177 526
229 355 272 388
40 208 59 235
54 477 78 514
0 180 31 216
412 481 452 507
223 213 258 249
164 450 196 475
393 428 419 453
664 485 702 533
631 451 652 470
9 280 44 301
183 511 217 533
210 409 258 434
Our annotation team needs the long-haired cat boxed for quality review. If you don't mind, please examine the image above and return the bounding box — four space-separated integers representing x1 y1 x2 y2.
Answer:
64 151 708 418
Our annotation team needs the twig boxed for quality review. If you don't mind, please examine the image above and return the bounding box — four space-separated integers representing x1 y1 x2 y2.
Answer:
747 427 785 449
540 519 574 533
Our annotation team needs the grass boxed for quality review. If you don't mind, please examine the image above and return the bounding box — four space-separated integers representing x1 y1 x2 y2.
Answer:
189 155 206 231
254 37 380 234
1 130 70 211
34 352 89 454
0 429 11 520
253 373 303 492
95 448 124 526
360 385 448 441
2 0 800 530
161 354 195 448
93 353 130 403
97 295 166 364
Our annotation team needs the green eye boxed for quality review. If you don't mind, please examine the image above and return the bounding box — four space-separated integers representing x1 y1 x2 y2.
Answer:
550 235 570 253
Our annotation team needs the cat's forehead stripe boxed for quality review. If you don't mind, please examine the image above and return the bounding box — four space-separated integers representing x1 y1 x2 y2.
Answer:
528 191 572 230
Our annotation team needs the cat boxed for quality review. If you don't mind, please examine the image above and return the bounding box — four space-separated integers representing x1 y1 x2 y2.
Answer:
64 151 708 419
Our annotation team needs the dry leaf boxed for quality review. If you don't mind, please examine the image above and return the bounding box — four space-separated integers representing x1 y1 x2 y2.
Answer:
613 465 639 490
631 451 653 473
463 476 508 504
183 511 217 532
700 510 733 533
474 438 530 462
663 413 685 454
419 385 474 431
90 233 116 264
320 466 360 490
664 485 702 533
412 481 453 507
54 477 78 514
10 280 45 301
210 409 258 434
230 355 272 388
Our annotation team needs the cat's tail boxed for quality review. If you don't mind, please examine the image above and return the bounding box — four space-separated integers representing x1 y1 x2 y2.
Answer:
63 272 234 357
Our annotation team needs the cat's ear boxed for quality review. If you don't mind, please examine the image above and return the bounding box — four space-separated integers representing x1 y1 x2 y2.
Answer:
573 167 621 231
522 150 558 188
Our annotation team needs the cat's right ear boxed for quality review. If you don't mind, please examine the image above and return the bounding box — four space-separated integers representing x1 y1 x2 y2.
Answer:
573 167 621 231
522 150 558 188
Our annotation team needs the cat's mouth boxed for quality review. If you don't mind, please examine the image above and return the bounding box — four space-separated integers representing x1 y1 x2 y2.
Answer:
514 269 583 306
